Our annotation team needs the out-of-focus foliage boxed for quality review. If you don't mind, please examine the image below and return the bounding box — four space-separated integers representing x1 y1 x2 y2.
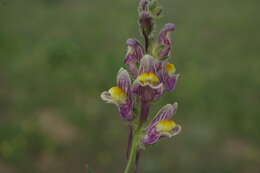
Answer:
0 0 259 172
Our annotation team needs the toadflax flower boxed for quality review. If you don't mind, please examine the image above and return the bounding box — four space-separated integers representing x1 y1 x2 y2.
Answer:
100 0 182 172
124 39 144 77
141 103 181 145
133 55 163 102
101 68 133 121
160 62 179 92
158 23 175 58
153 23 176 59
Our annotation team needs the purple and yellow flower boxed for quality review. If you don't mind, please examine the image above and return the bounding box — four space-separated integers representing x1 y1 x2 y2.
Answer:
133 55 164 102
161 62 179 92
157 23 175 58
101 68 133 121
124 39 144 77
141 103 181 145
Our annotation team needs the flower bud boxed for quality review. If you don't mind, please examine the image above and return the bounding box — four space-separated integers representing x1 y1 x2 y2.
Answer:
148 0 162 17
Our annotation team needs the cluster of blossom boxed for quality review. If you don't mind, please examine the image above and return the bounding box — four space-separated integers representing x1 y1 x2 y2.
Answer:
101 0 181 172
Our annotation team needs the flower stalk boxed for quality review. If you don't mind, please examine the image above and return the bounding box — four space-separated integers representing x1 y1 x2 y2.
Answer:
124 127 142 173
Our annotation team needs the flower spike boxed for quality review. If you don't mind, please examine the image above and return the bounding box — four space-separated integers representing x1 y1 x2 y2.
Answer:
101 0 182 172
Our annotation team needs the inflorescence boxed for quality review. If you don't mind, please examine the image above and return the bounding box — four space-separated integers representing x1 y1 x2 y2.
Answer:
101 0 181 172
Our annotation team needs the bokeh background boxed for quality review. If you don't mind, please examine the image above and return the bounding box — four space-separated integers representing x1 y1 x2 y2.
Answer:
0 0 259 172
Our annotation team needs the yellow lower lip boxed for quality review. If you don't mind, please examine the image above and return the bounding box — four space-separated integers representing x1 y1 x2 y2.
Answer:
137 72 159 84
165 62 175 73
108 86 127 104
156 120 176 132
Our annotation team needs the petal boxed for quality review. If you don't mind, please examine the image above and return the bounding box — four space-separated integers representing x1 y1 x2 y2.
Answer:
133 77 163 89
148 103 178 130
159 46 171 58
159 124 182 138
132 83 163 102
158 23 175 58
100 91 117 105
117 68 131 94
132 81 141 95
159 23 175 44
118 101 133 121
169 124 182 137
127 63 139 77
124 38 144 65
163 74 179 92
101 90 133 121
148 82 164 90
141 128 161 145
150 84 164 100
139 54 159 74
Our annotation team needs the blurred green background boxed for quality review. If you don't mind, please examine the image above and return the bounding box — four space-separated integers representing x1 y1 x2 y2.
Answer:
0 0 259 172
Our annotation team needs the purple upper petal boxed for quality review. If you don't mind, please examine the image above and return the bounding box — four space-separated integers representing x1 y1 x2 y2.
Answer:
116 68 133 120
163 74 179 92
141 127 160 145
118 102 133 121
124 39 144 65
138 55 158 74
132 85 163 102
158 23 175 58
159 23 175 44
124 39 144 76
117 68 131 95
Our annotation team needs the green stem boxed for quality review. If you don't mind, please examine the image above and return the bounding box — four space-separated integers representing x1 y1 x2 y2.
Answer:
124 130 140 173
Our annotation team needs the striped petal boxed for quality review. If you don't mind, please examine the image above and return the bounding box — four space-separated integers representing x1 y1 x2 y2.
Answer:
124 39 144 76
139 54 158 74
117 68 131 95
158 23 175 58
